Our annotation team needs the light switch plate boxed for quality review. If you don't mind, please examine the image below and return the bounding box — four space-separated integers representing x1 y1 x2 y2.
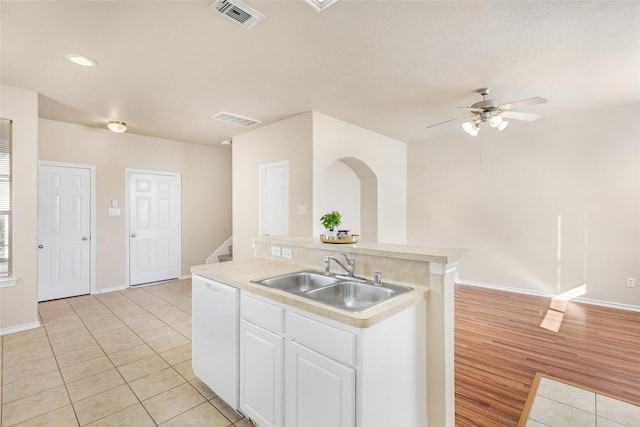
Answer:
282 248 292 259
271 246 281 256
108 208 121 216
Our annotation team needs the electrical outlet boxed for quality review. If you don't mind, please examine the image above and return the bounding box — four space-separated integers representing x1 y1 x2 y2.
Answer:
282 247 292 259
271 246 281 257
626 277 636 288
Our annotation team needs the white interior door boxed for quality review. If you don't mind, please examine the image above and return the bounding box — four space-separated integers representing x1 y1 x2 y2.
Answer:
259 161 289 237
38 164 91 301
128 171 180 286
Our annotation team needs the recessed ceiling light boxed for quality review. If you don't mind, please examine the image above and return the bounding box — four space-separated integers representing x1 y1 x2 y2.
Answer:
304 0 339 12
65 54 97 67
107 121 127 133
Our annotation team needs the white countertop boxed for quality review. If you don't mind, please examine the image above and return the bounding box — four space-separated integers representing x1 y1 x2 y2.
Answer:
191 258 429 328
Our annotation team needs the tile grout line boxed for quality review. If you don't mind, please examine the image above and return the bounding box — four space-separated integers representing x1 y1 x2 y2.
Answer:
74 282 237 426
27 298 81 427
69 288 192 426
2 280 241 427
66 294 151 426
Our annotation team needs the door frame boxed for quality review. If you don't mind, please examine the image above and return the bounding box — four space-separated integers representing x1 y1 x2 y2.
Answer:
38 160 96 295
125 168 182 287
258 160 289 237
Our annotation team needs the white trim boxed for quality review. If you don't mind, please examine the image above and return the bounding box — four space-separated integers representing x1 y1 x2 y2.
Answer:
0 276 18 287
93 285 127 294
430 261 458 276
457 278 640 313
125 169 182 287
206 236 233 264
135 278 182 288
38 161 97 295
0 321 41 336
180 274 192 280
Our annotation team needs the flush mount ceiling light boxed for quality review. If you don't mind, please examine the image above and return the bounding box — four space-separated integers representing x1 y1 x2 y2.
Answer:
107 121 127 133
304 0 339 12
65 54 97 67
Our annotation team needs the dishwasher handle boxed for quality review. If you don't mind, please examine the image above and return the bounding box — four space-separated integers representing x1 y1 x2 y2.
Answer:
204 280 235 296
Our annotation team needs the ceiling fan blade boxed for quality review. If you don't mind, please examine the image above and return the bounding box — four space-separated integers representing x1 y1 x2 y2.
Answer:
500 111 541 121
498 97 547 111
425 115 476 129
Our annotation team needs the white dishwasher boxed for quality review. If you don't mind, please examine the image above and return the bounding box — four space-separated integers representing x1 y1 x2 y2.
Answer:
192 274 239 409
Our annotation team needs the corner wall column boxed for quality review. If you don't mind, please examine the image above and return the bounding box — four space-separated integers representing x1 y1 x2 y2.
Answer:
427 261 457 426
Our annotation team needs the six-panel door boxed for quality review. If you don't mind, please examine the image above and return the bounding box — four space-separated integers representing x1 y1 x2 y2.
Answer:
37 164 91 301
128 172 179 285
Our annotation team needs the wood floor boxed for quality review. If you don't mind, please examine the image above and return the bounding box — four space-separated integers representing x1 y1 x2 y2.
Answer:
454 284 640 426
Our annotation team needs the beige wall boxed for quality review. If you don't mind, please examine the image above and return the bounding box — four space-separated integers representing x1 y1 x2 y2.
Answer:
38 119 232 290
0 85 39 332
408 105 640 308
312 112 407 243
232 113 314 260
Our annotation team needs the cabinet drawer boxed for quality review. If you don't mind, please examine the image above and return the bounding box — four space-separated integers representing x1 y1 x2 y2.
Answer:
289 312 356 366
241 293 285 334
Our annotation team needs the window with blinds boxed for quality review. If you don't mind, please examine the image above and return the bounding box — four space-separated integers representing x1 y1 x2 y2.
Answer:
0 119 12 277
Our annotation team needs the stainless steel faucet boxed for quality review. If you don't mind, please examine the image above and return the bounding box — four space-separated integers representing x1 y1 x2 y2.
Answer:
373 272 382 286
324 253 356 277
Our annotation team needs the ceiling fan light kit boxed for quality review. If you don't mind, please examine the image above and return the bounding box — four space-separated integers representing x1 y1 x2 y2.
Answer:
462 121 480 136
428 87 547 136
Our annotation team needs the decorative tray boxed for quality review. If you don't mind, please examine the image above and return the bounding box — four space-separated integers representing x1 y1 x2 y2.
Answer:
320 234 360 244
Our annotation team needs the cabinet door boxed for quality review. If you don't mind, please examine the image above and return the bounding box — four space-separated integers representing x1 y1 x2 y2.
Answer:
240 319 284 427
286 341 355 427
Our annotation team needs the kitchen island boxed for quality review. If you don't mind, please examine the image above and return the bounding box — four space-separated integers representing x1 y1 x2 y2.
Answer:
192 236 465 427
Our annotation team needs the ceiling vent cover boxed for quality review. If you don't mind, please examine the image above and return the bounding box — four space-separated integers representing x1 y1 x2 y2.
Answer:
211 111 262 127
210 0 265 29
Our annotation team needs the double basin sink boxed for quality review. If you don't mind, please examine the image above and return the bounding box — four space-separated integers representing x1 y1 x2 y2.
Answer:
251 271 413 313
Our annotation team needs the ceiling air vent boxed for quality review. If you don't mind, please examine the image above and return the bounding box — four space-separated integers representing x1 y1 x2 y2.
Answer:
210 111 262 127
210 0 264 29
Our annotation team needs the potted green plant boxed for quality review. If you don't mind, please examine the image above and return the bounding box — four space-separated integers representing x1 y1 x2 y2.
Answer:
320 211 341 238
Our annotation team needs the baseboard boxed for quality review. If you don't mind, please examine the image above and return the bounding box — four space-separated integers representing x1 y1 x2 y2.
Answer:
457 279 640 313
93 285 127 294
0 321 41 336
179 274 192 280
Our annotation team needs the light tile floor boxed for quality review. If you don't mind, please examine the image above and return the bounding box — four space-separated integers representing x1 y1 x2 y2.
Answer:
524 375 640 427
1 279 253 427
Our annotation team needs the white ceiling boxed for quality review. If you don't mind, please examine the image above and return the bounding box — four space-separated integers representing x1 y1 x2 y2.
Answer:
1 1 639 147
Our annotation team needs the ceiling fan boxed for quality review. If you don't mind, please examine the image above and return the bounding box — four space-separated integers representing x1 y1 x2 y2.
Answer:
426 88 547 136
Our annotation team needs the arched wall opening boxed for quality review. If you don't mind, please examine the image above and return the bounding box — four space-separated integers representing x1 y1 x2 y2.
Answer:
321 157 378 242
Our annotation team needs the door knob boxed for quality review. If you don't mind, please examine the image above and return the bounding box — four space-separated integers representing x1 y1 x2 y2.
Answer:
38 244 44 249
82 236 88 241
131 233 137 238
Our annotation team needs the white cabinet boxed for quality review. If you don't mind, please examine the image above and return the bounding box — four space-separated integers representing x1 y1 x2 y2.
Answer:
286 341 355 427
232 290 425 427
240 319 284 427
240 294 285 427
